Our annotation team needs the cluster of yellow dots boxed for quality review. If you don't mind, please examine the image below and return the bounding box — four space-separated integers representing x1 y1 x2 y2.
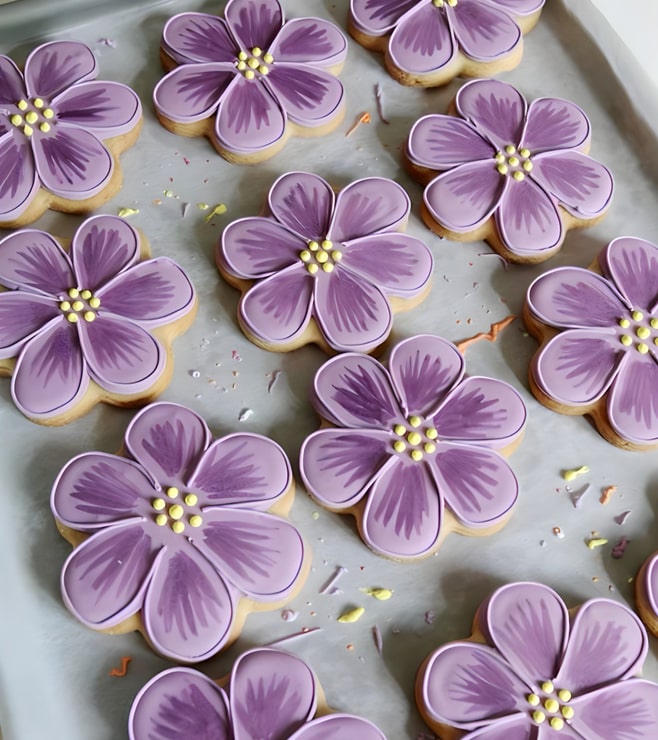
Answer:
236 47 273 80
9 98 54 137
391 416 438 462
618 310 658 354
432 0 457 7
299 239 342 275
59 288 101 324
527 681 574 731
152 487 202 534
494 144 533 182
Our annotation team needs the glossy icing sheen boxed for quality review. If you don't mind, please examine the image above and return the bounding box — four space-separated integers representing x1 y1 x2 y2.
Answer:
641 552 658 624
351 0 544 74
299 335 526 559
527 236 658 447
419 581 658 738
128 647 386 739
50 402 306 663
0 40 141 222
218 171 433 353
407 78 614 258
0 215 195 422
153 0 347 156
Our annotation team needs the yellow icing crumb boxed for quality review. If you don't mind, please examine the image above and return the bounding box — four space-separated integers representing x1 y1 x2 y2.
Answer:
204 203 227 222
562 465 589 482
118 207 139 218
586 537 608 550
361 587 393 601
337 607 365 623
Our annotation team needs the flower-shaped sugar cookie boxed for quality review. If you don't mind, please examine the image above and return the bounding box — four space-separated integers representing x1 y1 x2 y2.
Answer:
51 402 308 663
406 78 613 262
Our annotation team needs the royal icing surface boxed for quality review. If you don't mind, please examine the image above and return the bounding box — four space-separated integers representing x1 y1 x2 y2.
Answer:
526 236 658 447
418 582 658 738
50 402 307 662
406 78 614 258
0 40 141 223
350 0 544 79
640 552 658 628
128 646 386 740
218 171 433 353
153 0 347 157
0 215 195 423
299 335 526 559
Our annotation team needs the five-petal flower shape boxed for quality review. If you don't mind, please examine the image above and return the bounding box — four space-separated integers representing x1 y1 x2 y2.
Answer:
129 647 386 740
417 581 658 739
153 0 347 162
0 215 196 424
349 0 544 86
526 237 658 449
51 402 307 663
218 171 433 353
299 335 526 559
406 78 614 261
0 40 141 226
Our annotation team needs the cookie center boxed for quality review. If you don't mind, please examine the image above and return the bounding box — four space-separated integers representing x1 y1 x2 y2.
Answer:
8 97 55 137
527 682 574 730
391 415 438 462
617 310 658 355
235 47 273 80
151 486 203 535
494 145 533 182
59 287 102 324
299 239 343 275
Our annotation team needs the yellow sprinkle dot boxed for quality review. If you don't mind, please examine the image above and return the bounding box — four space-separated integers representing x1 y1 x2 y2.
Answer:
66 313 78 323
307 263 319 275
152 498 166 511
619 318 630 328
79 289 91 299
410 449 423 462
169 504 184 520
43 108 54 119
89 297 101 309
331 250 343 262
316 250 329 264
33 97 44 108
527 693 540 706
308 240 319 251
25 110 38 124
322 240 333 249
393 440 406 453
532 710 546 724
508 156 519 167
541 681 554 694
39 122 51 133
447 0 457 6
238 51 248 61
544 698 559 713
424 442 436 454
557 689 572 702
72 300 84 311
189 515 203 527
407 431 422 446
68 288 80 298
184 493 198 506
338 607 365 623
426 427 438 440
23 125 33 136
263 52 274 64
561 706 574 719
654 337 658 346
17 99 28 110
155 513 167 526
637 342 649 354
497 163 509 175
505 144 516 154
494 152 505 164
252 47 262 57
258 65 269 75
513 171 526 181
520 147 531 158
83 311 96 322
10 114 22 126
172 521 185 534
322 262 334 273
166 486 179 499
620 334 632 346
637 326 650 339
632 310 644 321
59 301 71 311
523 160 533 172
409 415 422 428
237 61 247 71
651 318 658 329
247 57 259 69
244 70 255 80
394 424 406 436
300 250 311 262
550 718 564 731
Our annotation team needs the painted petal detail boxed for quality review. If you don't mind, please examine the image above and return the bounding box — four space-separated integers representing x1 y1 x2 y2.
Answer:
12 319 87 420
0 56 26 104
314 268 392 353
272 17 347 66
424 161 505 232
533 329 622 406
526 267 626 330
162 13 237 63
388 335 464 417
496 175 562 256
556 598 647 692
349 0 419 35
450 0 521 61
602 236 658 312
71 214 139 291
268 171 334 241
32 125 113 199
143 547 234 662
300 429 392 508
289 715 386 740
481 582 568 686
531 151 613 218
51 452 155 529
456 79 526 151
125 403 211 488
388 3 455 75
153 64 234 124
362 459 442 558
239 265 313 346
225 0 283 51
0 293 60 357
0 132 38 223
61 521 158 627
231 648 316 740
55 81 141 139
214 76 286 154
189 433 291 507
330 177 410 242
340 233 433 296
608 352 658 445
0 229 72 294
430 443 518 528
312 353 400 428
220 217 305 279
522 97 590 153
265 65 343 127
433 377 526 446
129 668 231 740
195 509 304 599
452 716 533 740
421 642 528 727
24 41 96 99
407 115 495 170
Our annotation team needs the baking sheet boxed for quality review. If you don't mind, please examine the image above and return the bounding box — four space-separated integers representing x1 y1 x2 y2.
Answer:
1 1 658 738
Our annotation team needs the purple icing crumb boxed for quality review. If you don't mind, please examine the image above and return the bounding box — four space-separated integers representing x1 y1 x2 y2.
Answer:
611 536 630 559
614 510 631 525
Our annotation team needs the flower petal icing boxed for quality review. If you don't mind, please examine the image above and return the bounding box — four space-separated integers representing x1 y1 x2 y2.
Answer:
607 351 658 445
154 64 234 124
407 114 495 170
0 293 60 357
265 65 344 127
162 12 237 63
24 41 97 98
55 81 142 138
0 227 73 294
450 0 521 62
350 0 418 36
388 3 455 75
0 133 39 222
289 715 386 739
522 97 591 153
268 171 334 240
225 0 283 51
271 17 347 65
0 55 26 103
602 236 658 312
